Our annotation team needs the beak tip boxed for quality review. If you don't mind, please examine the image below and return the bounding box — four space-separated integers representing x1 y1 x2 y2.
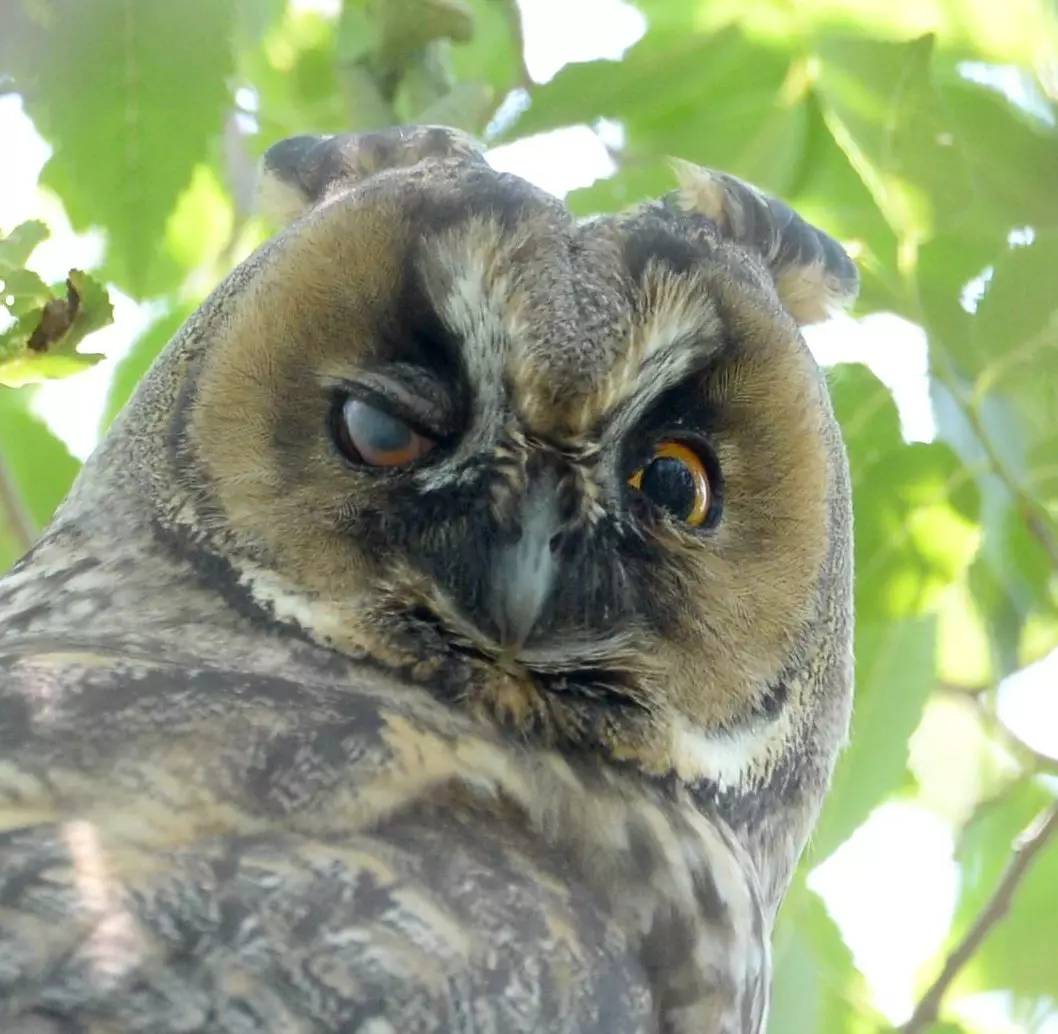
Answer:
489 543 556 651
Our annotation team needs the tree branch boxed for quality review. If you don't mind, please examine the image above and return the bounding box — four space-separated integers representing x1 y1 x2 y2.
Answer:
0 450 36 557
900 801 1058 1033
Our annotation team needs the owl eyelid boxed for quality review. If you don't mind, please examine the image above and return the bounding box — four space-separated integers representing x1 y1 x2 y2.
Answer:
627 429 712 474
329 379 451 441
329 394 441 472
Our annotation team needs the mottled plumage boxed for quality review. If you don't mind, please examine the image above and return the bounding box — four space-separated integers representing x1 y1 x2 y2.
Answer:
0 125 856 1033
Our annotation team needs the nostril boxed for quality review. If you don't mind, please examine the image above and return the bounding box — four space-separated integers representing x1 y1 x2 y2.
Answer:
549 532 564 554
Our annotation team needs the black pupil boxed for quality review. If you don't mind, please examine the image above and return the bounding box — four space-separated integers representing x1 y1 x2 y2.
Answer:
640 457 697 519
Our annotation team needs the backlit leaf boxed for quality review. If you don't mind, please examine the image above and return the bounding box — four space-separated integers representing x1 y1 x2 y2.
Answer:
0 388 80 567
12 0 235 296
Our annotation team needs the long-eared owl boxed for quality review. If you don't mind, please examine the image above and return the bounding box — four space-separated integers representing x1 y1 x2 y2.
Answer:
0 125 856 1033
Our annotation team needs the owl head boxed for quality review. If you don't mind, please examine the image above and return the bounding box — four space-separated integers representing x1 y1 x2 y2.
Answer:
117 126 855 888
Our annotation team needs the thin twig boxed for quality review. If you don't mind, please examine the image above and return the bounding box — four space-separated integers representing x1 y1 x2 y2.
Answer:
900 801 1058 1033
0 450 36 556
935 679 990 698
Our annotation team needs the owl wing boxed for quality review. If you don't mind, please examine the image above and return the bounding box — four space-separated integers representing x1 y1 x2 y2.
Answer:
0 647 655 1034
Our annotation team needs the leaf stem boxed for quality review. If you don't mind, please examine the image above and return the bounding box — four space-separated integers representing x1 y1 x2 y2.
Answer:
899 801 1058 1033
0 450 35 557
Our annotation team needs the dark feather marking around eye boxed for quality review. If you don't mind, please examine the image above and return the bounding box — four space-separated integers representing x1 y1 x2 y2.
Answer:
632 369 732 443
387 268 464 383
332 260 469 442
357 262 471 437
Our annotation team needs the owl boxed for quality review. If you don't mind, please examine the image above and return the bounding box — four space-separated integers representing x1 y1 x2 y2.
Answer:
0 125 856 1033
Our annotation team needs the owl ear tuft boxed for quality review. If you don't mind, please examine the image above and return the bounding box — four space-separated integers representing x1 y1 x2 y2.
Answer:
671 158 858 324
258 125 486 226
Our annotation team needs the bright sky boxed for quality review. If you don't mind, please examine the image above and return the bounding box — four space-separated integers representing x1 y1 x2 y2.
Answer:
1 1 1056 1028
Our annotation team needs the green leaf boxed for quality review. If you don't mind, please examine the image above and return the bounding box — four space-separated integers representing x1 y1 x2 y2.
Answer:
0 387 80 568
771 880 881 1034
815 35 1058 248
808 615 936 863
815 35 965 243
860 444 979 618
934 76 1058 233
946 779 1058 1000
336 1 380 65
0 220 49 272
637 0 1057 67
925 234 1058 673
830 364 979 622
163 164 236 274
449 0 523 101
414 80 496 132
0 352 102 387
373 0 474 65
515 25 806 196
0 270 112 388
1 268 53 317
971 235 1058 459
15 0 236 297
102 305 190 429
925 232 1058 423
567 158 673 219
57 270 113 351
233 0 287 53
394 47 460 123
967 489 1054 676
789 92 902 313
828 361 900 456
256 8 363 137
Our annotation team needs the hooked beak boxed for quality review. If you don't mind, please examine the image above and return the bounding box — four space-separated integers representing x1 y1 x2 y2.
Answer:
488 475 560 652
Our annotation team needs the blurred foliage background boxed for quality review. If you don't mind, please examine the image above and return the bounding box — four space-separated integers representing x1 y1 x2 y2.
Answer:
1 0 1057 1031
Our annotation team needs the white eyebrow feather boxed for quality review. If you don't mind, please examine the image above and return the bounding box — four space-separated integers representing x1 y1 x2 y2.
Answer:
590 272 723 442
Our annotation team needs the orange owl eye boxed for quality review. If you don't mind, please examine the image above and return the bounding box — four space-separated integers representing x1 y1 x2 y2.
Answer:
335 398 436 467
628 440 712 527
